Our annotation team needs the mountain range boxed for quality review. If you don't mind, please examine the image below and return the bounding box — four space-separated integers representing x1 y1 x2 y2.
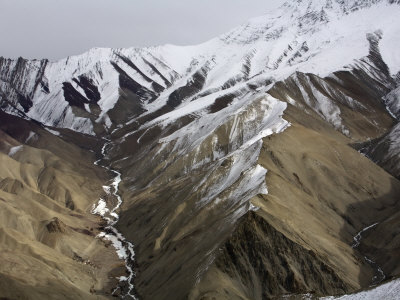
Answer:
0 0 400 299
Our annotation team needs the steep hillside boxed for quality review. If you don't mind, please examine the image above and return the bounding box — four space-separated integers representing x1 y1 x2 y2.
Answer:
191 103 400 299
364 122 400 179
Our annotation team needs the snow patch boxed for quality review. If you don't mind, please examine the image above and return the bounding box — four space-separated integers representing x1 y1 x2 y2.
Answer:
45 128 60 136
91 199 109 217
25 131 36 143
8 145 23 157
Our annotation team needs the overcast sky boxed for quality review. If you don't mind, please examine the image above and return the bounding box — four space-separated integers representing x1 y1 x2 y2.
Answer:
0 0 283 61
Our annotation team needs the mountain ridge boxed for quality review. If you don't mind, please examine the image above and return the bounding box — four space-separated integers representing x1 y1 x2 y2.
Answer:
1 0 399 137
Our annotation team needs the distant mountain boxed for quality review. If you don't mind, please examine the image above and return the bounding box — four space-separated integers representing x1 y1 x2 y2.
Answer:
1 0 399 135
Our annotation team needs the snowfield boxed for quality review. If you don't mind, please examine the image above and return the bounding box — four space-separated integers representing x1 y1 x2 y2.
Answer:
323 278 400 300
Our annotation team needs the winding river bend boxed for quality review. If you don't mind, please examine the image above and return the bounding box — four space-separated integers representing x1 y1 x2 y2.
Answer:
92 141 138 299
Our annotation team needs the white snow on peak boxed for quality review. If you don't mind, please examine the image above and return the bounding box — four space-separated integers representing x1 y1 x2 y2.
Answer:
1 0 399 135
222 0 399 75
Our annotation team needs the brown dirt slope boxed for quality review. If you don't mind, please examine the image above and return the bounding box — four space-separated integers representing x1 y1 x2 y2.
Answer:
0 113 124 299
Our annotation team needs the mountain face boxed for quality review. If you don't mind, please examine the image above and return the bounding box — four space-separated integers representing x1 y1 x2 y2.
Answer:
362 87 400 179
1 0 400 299
1 0 399 136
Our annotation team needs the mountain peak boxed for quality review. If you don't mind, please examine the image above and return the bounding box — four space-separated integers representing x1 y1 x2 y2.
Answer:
220 0 399 45
283 0 386 11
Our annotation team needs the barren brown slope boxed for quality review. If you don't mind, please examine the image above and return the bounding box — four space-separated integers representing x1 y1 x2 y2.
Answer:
0 113 126 299
191 102 400 299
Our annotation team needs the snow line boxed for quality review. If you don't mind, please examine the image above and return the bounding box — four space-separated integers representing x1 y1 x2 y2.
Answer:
92 141 138 299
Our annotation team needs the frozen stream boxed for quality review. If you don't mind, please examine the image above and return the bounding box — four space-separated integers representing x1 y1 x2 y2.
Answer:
351 223 385 285
92 141 137 299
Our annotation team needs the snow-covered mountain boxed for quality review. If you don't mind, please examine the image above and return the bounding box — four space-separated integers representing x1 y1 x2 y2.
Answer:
1 0 399 137
1 0 400 299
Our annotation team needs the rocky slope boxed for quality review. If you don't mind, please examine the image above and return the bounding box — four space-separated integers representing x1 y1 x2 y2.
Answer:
1 0 400 299
364 122 400 179
191 102 400 299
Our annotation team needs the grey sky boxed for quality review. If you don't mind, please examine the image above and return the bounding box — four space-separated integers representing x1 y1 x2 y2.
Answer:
0 0 283 61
